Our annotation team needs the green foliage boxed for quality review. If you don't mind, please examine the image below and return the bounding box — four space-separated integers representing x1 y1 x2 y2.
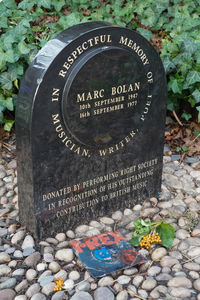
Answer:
0 0 200 130
130 218 152 246
176 145 189 152
131 218 175 249
156 223 175 248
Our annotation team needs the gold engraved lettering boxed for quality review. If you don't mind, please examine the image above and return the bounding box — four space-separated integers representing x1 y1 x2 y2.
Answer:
127 100 137 107
52 114 90 157
63 61 71 70
59 70 67 78
77 89 105 102
109 186 131 199
111 83 140 96
52 114 60 124
138 158 158 170
93 104 124 115
94 96 124 107
119 36 149 65
141 99 152 121
147 72 153 83
48 202 56 210
52 88 60 102
132 180 147 190
80 111 90 118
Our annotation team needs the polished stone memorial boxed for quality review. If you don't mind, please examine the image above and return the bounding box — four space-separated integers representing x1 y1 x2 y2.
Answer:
16 22 167 238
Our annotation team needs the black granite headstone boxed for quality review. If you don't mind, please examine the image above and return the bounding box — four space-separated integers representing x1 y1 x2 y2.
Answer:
16 22 167 239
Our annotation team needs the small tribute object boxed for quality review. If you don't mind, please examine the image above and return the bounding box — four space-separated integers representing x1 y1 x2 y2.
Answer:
69 231 146 277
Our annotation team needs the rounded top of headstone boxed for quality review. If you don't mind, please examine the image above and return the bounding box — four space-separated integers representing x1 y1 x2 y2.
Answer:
17 21 166 157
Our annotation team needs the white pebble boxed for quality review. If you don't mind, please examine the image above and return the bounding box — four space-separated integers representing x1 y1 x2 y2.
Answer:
55 248 74 262
63 279 74 291
22 235 35 249
49 261 60 273
55 233 66 242
69 270 80 281
66 230 75 239
26 269 37 281
36 263 47 271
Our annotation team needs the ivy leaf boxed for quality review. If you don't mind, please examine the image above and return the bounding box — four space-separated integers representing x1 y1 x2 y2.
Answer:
130 236 140 247
183 39 197 54
5 97 14 111
157 224 175 248
162 56 176 73
4 0 17 9
0 47 6 70
192 89 200 103
137 28 154 41
18 41 30 55
181 111 192 121
39 0 52 9
196 106 200 123
58 13 79 28
3 119 15 132
4 49 15 63
170 79 182 94
15 24 28 35
0 71 17 90
188 97 196 108
186 71 200 87
0 17 8 28
52 0 65 12
18 0 35 11
0 3 8 18
182 146 189 152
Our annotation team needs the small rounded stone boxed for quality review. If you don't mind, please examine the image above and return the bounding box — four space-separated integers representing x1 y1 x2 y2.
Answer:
98 276 114 286
25 283 40 298
194 279 200 291
0 289 16 300
15 296 27 300
168 277 192 288
71 291 93 300
55 233 66 242
116 290 128 300
41 282 55 295
100 217 114 225
66 230 75 239
76 281 90 292
22 235 35 249
0 252 11 263
26 269 37 281
170 287 191 298
94 287 114 300
69 270 80 281
36 263 47 272
63 279 74 291
117 275 131 285
151 247 167 261
132 275 143 287
141 279 157 291
49 261 60 273
54 270 67 281
189 271 199 279
55 248 74 262
31 293 46 300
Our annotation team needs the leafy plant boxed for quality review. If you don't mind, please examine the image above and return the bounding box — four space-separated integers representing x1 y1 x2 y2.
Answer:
176 145 189 152
130 218 175 249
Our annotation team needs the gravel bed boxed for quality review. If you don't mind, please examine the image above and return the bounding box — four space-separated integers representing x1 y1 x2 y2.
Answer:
0 135 200 300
